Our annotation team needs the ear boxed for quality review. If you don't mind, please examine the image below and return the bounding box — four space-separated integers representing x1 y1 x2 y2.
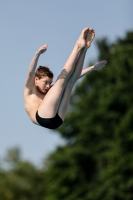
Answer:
35 76 39 86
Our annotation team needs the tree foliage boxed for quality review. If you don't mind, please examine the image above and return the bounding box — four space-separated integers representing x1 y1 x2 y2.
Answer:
51 31 133 200
0 148 45 200
0 31 133 200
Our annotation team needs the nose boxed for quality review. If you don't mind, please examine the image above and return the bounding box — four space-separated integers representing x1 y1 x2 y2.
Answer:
46 83 50 88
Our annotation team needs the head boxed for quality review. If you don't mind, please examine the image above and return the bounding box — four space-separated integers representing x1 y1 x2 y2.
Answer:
35 66 53 94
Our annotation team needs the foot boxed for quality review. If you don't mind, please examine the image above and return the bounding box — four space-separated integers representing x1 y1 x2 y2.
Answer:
76 27 90 50
86 28 95 48
93 60 107 70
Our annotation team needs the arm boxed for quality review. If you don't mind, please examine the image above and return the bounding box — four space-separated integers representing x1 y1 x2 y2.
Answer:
79 60 107 79
79 65 94 79
24 44 48 90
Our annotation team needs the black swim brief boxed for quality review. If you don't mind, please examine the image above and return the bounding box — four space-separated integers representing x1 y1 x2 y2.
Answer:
36 111 63 129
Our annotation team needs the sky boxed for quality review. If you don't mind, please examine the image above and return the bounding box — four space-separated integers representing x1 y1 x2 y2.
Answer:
0 0 132 167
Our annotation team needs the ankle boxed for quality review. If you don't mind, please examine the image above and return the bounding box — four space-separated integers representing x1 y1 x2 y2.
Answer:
75 43 82 51
83 46 88 52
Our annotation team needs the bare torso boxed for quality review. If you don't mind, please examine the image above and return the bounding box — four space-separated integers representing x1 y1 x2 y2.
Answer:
24 87 45 124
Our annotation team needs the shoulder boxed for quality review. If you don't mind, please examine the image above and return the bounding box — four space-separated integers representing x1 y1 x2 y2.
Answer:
24 75 35 96
24 83 34 100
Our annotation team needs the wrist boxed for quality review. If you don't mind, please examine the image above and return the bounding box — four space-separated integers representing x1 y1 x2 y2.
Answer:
35 51 41 57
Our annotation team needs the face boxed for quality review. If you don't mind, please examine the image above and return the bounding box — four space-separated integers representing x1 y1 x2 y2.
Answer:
35 76 53 94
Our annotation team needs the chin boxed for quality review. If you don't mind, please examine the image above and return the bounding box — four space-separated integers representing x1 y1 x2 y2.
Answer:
43 89 49 94
37 87 46 94
41 90 47 94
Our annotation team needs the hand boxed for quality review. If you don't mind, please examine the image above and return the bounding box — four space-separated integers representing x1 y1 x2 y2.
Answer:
93 60 107 70
37 44 48 55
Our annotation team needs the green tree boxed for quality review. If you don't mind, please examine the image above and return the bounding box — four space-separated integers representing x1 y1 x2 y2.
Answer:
0 148 46 200
44 31 133 200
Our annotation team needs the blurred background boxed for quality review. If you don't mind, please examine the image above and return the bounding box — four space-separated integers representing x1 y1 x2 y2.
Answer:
0 1 133 199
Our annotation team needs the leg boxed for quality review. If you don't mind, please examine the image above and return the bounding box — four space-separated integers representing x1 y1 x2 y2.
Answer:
58 48 88 120
58 29 95 119
38 28 90 118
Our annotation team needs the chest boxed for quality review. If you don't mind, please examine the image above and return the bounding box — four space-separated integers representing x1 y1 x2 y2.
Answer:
28 94 43 108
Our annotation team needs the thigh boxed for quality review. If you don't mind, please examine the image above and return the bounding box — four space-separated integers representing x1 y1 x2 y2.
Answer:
38 76 68 118
57 84 73 120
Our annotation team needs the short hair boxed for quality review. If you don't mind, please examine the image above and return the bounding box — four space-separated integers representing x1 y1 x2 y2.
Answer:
35 66 53 79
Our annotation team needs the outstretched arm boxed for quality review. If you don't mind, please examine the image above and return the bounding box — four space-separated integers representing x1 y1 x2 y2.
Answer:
24 44 48 90
79 60 107 79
